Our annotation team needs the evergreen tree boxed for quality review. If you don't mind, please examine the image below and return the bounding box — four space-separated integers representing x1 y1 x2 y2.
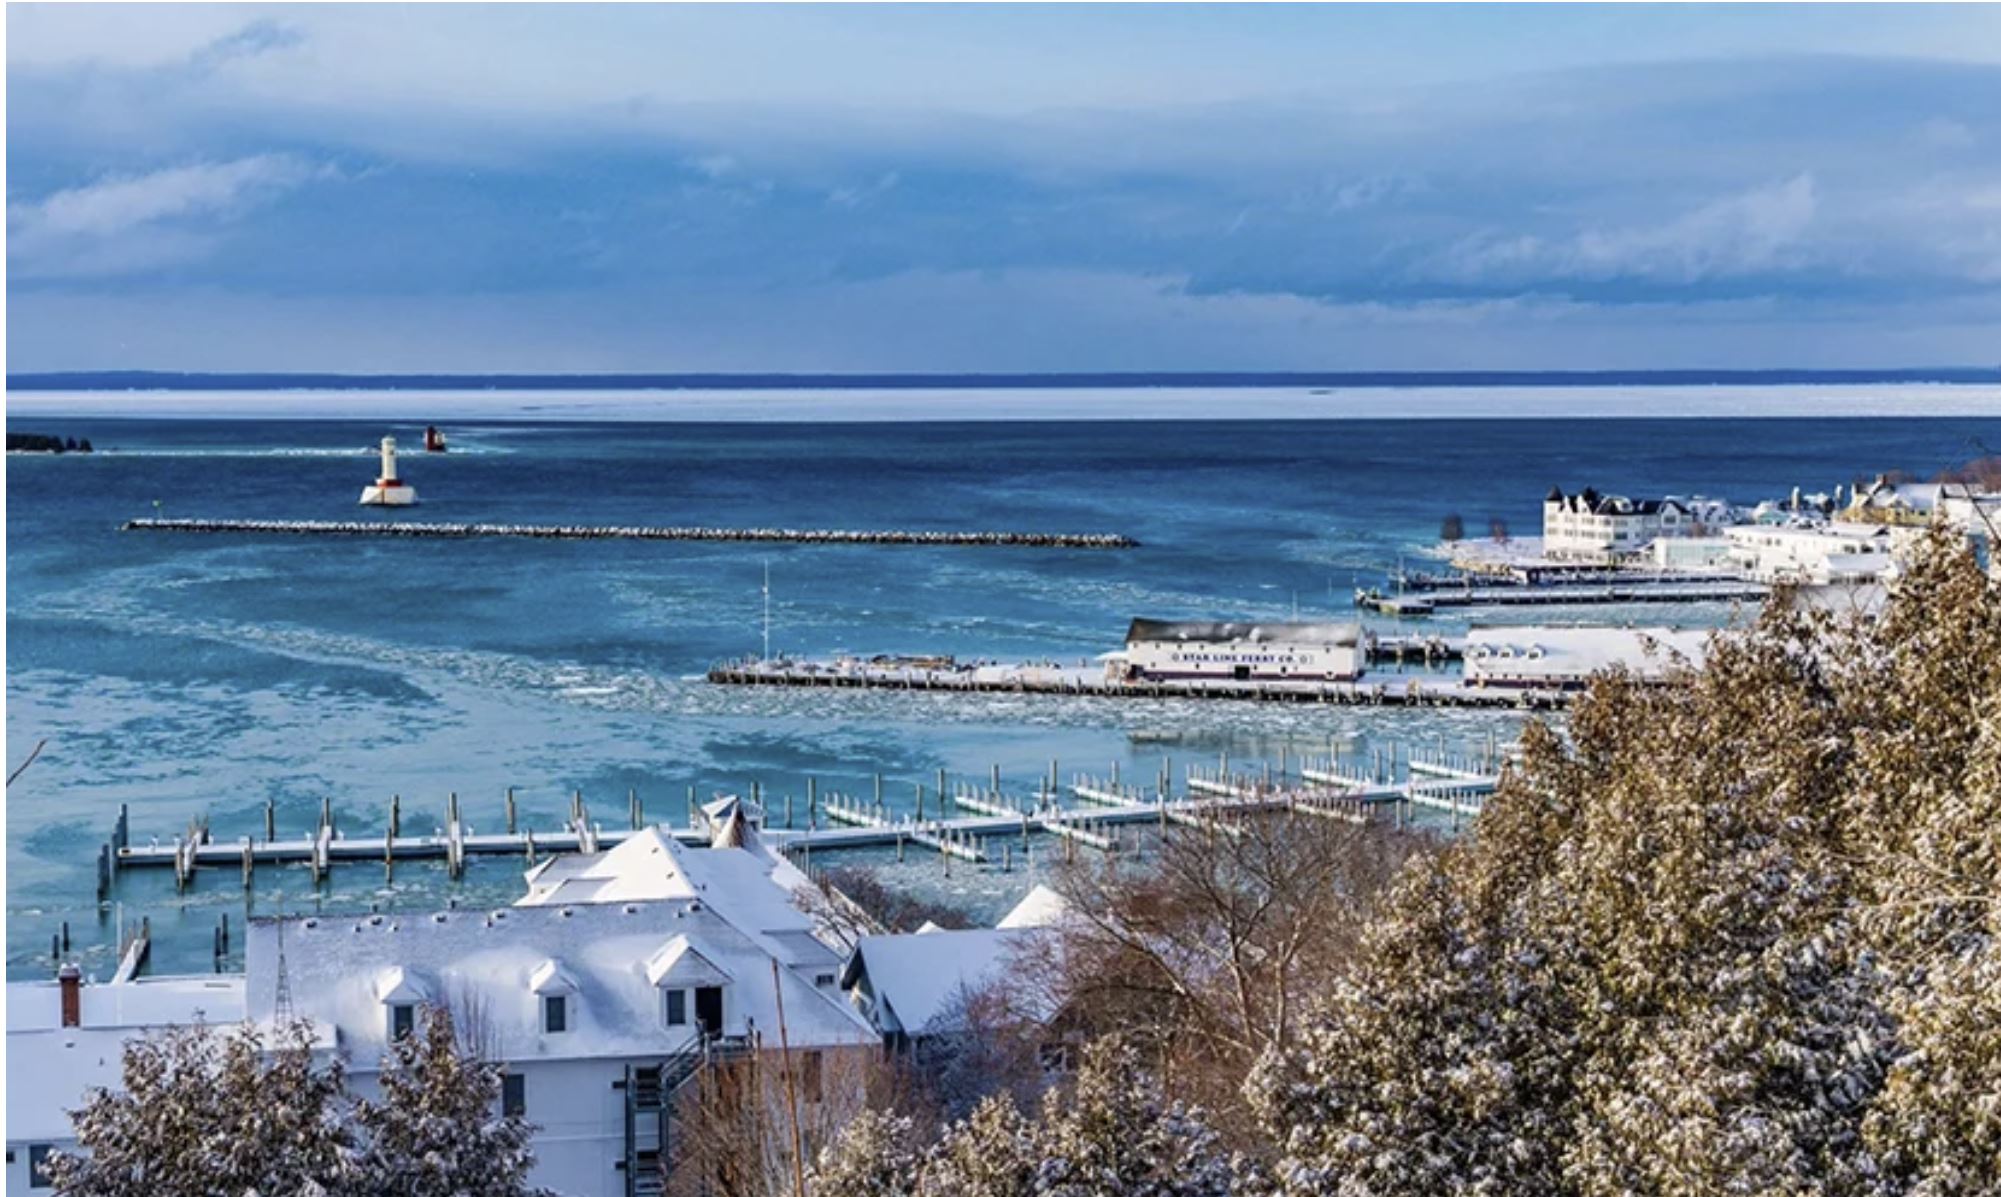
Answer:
1251 528 2001 1197
350 1004 547 1197
1034 1040 1244 1197
809 1108 920 1197
44 1020 355 1197
920 1097 1038 1197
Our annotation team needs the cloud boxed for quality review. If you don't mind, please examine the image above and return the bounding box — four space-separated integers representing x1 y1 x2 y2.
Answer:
8 154 332 278
1430 175 1819 289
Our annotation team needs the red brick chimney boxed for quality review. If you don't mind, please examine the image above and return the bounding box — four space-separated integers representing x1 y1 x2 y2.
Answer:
59 962 82 1028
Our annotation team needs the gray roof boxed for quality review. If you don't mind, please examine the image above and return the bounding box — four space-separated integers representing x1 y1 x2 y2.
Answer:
1126 618 1361 646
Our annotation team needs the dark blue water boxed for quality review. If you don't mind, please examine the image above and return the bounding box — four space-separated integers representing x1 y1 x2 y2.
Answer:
10 411 1999 978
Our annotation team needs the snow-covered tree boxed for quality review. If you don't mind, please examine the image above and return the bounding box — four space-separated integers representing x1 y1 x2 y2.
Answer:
919 1097 1037 1197
1033 1039 1245 1197
350 1004 547 1197
1251 527 2001 1197
43 1020 355 1196
809 1107 919 1197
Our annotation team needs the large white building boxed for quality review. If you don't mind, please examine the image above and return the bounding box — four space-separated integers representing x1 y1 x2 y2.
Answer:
1724 523 1904 584
1542 487 1691 561
1463 625 1710 689
9 820 877 1197
1110 619 1364 683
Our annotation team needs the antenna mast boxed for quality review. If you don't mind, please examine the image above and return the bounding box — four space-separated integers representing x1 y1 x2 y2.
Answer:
272 896 294 1023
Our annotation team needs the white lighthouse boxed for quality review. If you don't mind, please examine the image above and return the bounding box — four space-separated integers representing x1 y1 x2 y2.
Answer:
359 436 418 506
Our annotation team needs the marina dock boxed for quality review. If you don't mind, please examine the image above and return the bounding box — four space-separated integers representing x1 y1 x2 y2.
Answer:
122 517 1138 550
93 749 1508 901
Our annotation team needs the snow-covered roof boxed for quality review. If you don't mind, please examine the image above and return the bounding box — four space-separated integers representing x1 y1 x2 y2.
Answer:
841 928 1048 1037
1126 618 1361 647
1464 625 1709 681
242 899 875 1069
997 884 1072 929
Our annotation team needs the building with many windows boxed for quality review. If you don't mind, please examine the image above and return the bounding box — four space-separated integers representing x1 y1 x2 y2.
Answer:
1542 487 1691 561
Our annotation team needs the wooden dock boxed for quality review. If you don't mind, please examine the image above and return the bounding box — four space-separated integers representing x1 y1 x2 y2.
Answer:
95 747 1509 898
122 517 1139 550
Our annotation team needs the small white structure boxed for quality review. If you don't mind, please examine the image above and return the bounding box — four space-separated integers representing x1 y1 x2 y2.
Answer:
1463 624 1709 688
6 969 246 1190
359 436 417 506
1649 535 1734 571
1109 618 1363 683
1724 523 1904 584
1542 487 1690 561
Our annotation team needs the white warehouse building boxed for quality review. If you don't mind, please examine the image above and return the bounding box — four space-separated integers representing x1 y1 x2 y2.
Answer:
1464 625 1710 689
1110 618 1364 683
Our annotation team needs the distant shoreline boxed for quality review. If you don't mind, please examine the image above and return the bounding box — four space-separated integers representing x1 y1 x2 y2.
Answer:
11 368 2001 393
9 382 2001 424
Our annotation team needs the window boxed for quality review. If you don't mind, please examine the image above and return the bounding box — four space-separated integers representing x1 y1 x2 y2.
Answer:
502 1072 527 1117
542 994 568 1035
665 988 687 1027
390 1002 416 1041
28 1144 53 1189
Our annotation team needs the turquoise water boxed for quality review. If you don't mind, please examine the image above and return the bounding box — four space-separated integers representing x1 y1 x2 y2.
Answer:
10 407 2000 977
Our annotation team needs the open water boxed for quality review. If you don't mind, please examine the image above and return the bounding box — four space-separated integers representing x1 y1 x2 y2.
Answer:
9 390 2001 977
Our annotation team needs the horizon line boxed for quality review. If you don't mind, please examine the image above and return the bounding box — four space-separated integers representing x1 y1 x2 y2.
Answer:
12 366 2001 393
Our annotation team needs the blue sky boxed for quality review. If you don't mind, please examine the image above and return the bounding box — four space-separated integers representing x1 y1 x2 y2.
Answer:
7 3 2001 372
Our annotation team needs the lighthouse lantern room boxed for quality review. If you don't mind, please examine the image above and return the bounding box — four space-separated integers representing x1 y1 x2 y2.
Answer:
359 436 418 506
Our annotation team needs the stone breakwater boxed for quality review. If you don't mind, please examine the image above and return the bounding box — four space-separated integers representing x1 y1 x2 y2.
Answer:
121 517 1140 549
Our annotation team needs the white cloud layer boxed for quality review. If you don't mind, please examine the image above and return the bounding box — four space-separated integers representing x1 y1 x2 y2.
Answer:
8 154 330 279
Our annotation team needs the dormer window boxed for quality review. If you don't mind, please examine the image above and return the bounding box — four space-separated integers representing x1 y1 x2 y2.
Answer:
528 959 579 1037
374 966 429 1044
647 934 733 1037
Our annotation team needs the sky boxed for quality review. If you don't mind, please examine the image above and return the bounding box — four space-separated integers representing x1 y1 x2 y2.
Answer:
7 3 2001 373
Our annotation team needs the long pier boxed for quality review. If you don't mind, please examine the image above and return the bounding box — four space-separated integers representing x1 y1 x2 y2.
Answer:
122 517 1138 550
1356 580 1766 616
707 660 1571 709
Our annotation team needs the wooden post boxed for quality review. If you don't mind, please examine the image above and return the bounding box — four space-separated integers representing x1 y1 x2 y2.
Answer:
688 785 698 828
937 767 947 807
751 780 761 820
915 783 925 823
1003 843 1012 872
264 797 275 844
389 794 401 840
1111 759 1120 787
631 787 641 830
506 786 517 835
807 777 818 829
896 832 905 862
991 763 1000 793
785 788 794 829
873 773 883 811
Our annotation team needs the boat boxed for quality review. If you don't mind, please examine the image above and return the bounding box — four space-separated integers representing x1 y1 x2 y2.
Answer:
423 425 448 453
